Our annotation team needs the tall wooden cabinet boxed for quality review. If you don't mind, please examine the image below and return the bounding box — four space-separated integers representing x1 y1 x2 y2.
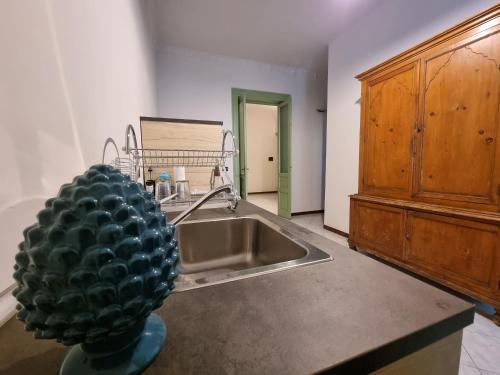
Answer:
349 4 500 324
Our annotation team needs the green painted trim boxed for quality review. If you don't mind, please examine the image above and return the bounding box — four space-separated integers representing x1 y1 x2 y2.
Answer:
231 88 292 218
231 91 241 194
232 88 291 105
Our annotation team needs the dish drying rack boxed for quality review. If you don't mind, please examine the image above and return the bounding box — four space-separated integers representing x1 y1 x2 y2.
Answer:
102 124 239 210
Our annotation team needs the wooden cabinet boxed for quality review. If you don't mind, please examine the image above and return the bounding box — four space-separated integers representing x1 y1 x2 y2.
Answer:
415 30 500 209
350 196 500 320
349 5 500 324
360 62 419 199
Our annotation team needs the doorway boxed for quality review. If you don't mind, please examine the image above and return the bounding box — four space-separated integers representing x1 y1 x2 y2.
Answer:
246 103 278 214
231 88 292 218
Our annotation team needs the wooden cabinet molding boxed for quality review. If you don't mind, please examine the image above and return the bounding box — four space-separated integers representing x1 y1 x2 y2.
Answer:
350 194 500 226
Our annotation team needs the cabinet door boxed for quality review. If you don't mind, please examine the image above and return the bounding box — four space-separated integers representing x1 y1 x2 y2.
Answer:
353 201 405 261
360 62 419 198
415 30 500 208
407 212 498 292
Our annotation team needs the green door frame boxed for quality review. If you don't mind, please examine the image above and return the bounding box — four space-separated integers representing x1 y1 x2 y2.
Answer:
231 88 292 218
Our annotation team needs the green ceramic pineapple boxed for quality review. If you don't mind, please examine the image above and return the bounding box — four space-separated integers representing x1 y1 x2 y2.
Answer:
12 164 178 374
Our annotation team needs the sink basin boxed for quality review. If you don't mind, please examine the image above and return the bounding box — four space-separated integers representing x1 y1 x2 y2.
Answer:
174 215 332 291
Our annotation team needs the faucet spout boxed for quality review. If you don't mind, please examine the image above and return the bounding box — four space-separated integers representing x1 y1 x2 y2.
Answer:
170 184 239 226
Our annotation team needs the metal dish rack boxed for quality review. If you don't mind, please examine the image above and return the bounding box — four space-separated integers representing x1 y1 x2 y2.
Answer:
102 124 239 210
138 149 233 168
102 137 138 179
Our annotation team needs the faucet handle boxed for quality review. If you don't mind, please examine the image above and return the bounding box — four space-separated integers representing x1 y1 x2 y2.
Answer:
228 188 240 211
228 196 239 211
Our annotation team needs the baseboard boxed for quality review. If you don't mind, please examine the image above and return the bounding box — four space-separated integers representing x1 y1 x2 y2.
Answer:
247 191 277 195
291 210 324 216
0 292 17 327
323 224 349 238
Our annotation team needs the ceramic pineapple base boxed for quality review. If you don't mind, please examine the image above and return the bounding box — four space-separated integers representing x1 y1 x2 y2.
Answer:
59 313 166 375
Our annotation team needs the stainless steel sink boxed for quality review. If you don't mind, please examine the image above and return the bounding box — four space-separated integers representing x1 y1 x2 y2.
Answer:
174 214 332 291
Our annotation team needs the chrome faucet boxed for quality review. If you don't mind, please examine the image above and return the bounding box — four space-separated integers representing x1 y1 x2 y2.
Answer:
170 184 240 225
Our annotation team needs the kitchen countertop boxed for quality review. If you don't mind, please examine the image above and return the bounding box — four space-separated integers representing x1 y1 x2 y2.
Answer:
0 201 474 374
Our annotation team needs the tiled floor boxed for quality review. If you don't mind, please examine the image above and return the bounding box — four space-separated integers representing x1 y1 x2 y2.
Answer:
290 212 348 247
289 213 500 374
246 193 278 215
461 314 500 374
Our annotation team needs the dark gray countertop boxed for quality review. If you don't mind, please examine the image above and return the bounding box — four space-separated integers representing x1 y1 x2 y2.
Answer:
0 201 473 374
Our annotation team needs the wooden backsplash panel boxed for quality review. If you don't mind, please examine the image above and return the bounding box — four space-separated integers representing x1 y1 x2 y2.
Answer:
141 120 223 150
140 119 224 192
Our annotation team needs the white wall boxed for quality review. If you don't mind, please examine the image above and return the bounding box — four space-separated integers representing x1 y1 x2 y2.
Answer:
156 46 327 212
50 0 158 166
324 0 498 233
0 0 86 300
246 104 278 193
0 0 157 322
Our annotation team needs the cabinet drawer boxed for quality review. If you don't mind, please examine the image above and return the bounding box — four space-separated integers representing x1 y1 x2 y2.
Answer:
406 212 498 290
354 202 405 260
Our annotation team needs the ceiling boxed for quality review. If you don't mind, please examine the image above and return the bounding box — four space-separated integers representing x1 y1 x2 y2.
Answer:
150 0 382 73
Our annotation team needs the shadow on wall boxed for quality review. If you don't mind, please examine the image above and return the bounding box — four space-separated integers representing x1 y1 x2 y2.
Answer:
0 0 85 292
331 0 497 71
320 110 327 208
